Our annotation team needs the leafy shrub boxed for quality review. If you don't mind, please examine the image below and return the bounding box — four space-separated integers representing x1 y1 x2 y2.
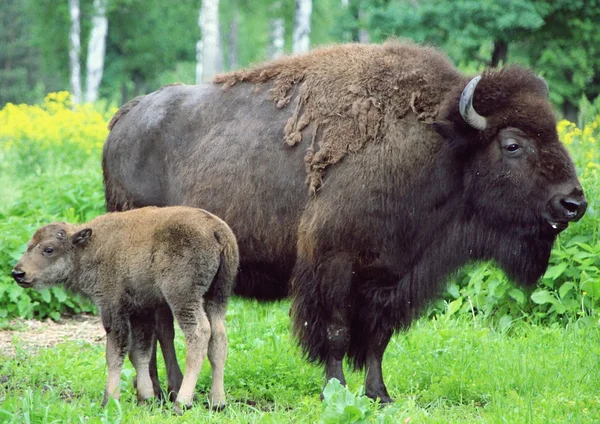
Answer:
0 93 109 320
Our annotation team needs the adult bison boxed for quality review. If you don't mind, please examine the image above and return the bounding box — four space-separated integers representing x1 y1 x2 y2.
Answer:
102 41 586 402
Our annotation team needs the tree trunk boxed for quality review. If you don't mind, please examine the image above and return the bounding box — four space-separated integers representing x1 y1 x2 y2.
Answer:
197 0 221 83
68 0 82 104
340 0 351 42
491 39 508 67
293 0 312 54
120 81 128 106
228 7 239 70
85 0 108 103
268 1 285 60
358 9 370 44
563 100 578 123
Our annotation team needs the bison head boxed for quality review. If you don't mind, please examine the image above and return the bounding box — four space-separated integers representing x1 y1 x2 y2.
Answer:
11 223 93 289
433 66 586 284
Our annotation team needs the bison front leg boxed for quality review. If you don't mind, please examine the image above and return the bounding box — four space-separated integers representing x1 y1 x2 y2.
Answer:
291 252 353 399
363 329 393 404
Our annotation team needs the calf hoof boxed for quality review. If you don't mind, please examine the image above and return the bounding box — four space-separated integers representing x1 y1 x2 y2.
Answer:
208 400 227 412
102 392 119 408
137 395 157 406
173 401 192 416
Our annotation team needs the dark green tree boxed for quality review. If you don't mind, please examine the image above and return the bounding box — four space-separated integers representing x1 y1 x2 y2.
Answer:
0 0 45 105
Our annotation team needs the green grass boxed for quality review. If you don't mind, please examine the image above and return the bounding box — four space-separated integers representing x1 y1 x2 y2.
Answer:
1 299 599 423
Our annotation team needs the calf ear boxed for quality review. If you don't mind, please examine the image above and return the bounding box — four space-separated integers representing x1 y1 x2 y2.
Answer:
72 228 93 246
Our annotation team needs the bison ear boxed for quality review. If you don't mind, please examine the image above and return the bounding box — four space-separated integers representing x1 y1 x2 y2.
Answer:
72 228 93 246
432 120 468 152
432 120 454 140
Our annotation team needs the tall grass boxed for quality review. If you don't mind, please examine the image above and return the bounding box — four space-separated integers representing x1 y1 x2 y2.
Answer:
0 300 599 423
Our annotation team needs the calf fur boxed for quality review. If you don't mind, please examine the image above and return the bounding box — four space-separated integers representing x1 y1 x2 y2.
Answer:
11 206 239 413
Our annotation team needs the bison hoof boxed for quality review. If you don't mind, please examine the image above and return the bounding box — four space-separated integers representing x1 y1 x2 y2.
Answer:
167 388 179 403
369 394 394 406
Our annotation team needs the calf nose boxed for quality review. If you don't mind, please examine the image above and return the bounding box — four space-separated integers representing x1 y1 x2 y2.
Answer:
11 269 26 282
558 193 587 222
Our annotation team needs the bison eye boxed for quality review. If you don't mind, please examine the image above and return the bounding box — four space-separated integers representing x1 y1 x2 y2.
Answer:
501 137 525 158
43 247 54 256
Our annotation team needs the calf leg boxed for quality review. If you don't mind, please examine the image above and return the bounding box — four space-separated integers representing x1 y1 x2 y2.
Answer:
363 329 393 403
129 311 156 404
167 298 211 414
155 304 183 401
101 310 130 407
205 300 227 410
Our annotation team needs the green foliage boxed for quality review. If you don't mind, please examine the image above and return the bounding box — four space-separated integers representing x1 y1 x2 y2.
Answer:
321 379 373 424
363 0 600 117
578 94 600 128
0 0 46 106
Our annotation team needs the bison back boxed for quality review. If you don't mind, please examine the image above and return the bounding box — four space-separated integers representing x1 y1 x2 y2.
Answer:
103 83 309 299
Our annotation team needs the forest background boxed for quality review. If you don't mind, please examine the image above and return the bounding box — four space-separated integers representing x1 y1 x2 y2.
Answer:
2 0 600 122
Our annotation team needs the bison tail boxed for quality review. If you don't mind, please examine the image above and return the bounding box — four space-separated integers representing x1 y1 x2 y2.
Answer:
102 167 136 212
290 258 328 364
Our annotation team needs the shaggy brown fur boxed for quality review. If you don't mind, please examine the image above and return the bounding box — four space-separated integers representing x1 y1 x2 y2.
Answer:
214 40 462 195
11 206 239 414
102 41 586 403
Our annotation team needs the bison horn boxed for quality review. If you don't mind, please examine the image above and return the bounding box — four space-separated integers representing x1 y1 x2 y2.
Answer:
537 75 549 98
459 75 487 131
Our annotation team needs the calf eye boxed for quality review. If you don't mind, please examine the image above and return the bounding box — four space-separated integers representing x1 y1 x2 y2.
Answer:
506 143 520 152
43 247 54 255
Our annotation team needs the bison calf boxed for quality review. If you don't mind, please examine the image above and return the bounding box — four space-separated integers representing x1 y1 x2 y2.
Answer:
11 206 239 413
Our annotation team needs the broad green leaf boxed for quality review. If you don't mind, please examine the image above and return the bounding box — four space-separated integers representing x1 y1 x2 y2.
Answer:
446 297 463 316
531 290 557 305
508 288 526 304
558 282 575 299
543 262 568 281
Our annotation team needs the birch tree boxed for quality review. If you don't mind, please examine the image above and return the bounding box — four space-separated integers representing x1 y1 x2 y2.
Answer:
196 0 221 83
68 0 82 103
293 0 312 54
228 7 239 70
268 1 285 59
85 0 108 103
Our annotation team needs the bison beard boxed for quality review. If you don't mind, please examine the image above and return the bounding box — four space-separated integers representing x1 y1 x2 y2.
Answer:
102 40 585 403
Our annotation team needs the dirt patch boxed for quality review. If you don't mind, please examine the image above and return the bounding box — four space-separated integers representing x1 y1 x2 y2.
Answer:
0 314 104 358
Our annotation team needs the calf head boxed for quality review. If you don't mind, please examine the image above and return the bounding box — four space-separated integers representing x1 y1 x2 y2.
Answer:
433 66 586 284
11 223 93 289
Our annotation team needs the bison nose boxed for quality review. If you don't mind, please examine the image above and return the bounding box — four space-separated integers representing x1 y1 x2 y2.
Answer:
11 269 26 282
556 193 587 222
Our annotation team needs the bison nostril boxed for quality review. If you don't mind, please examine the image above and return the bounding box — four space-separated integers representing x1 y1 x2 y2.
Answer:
11 270 26 281
560 197 587 221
